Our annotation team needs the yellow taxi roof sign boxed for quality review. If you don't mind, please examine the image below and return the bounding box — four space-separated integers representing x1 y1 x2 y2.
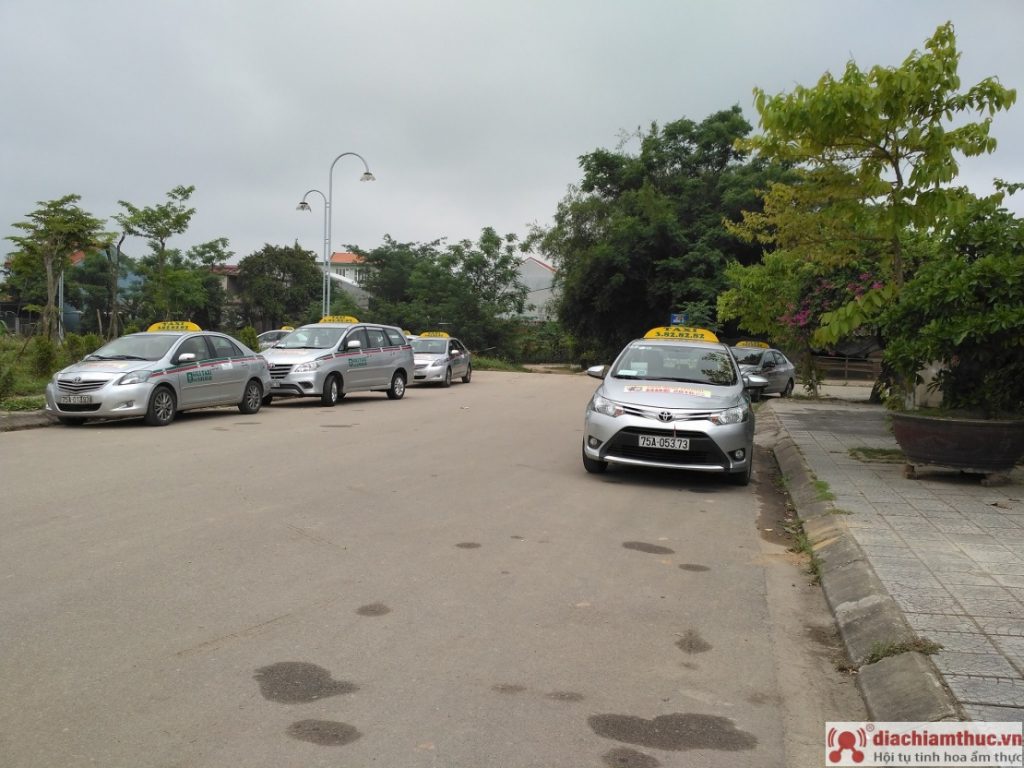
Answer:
147 321 202 332
319 315 359 324
281 325 295 331
736 340 769 348
643 326 719 342
419 330 450 338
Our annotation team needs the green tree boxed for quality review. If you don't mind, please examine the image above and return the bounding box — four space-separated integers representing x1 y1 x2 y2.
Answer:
530 107 785 360
236 243 322 328
724 22 1016 353
5 195 108 340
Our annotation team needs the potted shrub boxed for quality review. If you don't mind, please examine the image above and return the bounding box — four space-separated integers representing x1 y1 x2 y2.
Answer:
882 196 1024 482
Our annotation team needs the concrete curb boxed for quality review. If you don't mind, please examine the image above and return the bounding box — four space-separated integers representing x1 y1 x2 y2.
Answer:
0 410 55 432
760 402 960 722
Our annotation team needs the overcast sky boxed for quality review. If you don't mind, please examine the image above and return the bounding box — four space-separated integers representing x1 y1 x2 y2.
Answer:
2 1 1022 266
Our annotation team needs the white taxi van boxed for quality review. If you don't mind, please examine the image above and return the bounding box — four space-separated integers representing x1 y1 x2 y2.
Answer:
44 321 273 426
582 326 767 485
260 316 414 406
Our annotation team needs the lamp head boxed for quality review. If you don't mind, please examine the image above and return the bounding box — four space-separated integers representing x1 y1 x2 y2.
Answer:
296 201 312 212
360 172 376 182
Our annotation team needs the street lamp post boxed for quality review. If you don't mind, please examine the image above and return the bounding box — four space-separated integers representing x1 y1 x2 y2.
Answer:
297 152 375 317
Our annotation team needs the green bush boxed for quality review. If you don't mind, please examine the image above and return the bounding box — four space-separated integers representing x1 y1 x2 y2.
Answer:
30 336 60 378
236 326 260 351
0 359 15 402
62 332 104 366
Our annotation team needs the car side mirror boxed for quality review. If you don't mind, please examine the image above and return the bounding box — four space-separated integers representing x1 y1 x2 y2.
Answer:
586 364 608 379
346 340 362 350
762 361 776 370
177 352 197 364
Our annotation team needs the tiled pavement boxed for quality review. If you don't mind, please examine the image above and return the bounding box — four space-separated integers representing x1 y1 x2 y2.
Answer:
765 395 1024 722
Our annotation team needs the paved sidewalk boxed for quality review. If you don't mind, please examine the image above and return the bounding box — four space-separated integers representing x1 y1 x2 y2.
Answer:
763 394 1024 722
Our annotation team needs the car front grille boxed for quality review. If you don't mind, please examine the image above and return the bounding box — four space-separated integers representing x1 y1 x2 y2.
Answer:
57 379 106 394
606 427 728 468
269 364 294 380
56 403 102 412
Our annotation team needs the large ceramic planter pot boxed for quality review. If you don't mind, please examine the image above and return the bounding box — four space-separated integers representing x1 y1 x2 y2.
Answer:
891 411 1024 484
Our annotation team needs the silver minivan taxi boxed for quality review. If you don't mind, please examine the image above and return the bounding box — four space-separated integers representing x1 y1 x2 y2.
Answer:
44 322 272 426
581 326 767 485
261 319 414 406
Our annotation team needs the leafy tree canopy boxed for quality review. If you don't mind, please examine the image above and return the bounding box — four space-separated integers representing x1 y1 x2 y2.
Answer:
237 242 322 328
529 107 787 361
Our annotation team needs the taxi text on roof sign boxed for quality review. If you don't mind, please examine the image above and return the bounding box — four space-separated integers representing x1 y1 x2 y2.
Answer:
147 320 202 332
736 340 769 348
643 326 719 342
319 315 359 324
419 331 450 338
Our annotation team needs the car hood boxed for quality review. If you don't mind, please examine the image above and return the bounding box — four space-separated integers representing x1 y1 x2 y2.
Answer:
599 377 744 410
58 359 158 377
414 353 447 364
261 348 334 364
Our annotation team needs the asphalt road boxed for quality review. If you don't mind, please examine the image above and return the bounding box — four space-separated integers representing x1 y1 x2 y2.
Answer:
0 371 863 767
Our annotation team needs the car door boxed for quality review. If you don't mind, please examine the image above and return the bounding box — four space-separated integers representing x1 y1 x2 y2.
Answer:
207 334 247 403
339 326 370 389
173 335 217 406
363 326 389 388
449 338 469 379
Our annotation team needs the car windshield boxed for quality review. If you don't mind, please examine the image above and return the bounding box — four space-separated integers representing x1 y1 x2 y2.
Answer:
85 334 176 361
731 348 765 366
276 327 345 350
612 343 738 386
412 339 448 354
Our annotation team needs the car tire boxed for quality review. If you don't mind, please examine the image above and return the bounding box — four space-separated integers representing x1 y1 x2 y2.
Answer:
781 379 795 398
582 442 607 474
387 371 407 400
239 379 263 414
728 454 753 486
321 375 341 407
462 364 472 384
144 386 176 426
57 416 85 426
442 367 452 388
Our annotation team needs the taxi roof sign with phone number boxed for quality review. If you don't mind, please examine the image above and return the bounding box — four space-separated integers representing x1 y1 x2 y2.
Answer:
319 315 359 324
146 321 202 332
419 331 450 338
736 340 769 348
643 326 719 342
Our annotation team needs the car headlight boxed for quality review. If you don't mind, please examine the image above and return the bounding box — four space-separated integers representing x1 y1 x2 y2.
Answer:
292 360 321 373
589 393 624 418
429 358 445 367
118 369 154 386
710 404 749 425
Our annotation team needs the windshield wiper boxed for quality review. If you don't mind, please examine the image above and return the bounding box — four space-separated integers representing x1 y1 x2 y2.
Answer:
99 354 148 360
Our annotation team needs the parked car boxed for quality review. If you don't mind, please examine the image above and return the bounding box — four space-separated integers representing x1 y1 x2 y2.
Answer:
44 321 272 426
411 332 472 387
257 327 294 350
729 343 796 398
260 318 413 405
581 326 767 485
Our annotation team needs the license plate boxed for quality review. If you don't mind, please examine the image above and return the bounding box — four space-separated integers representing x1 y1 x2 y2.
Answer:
59 395 93 405
639 435 689 450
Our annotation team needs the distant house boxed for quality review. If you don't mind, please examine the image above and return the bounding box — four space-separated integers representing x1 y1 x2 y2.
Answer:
518 256 557 321
324 251 371 308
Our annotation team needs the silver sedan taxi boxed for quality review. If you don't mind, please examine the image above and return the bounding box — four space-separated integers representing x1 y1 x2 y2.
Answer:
730 342 796 398
411 332 472 387
582 326 767 485
45 321 272 426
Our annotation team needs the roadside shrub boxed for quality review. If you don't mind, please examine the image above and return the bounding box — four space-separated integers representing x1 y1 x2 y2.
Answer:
30 336 60 377
0 358 15 402
236 326 260 351
62 332 104 366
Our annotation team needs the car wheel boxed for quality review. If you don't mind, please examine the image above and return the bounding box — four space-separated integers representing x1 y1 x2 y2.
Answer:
144 386 176 426
462 364 472 384
321 375 341 407
582 442 607 474
442 367 452 388
239 379 263 414
57 416 85 426
387 371 407 400
781 379 795 398
728 454 753 486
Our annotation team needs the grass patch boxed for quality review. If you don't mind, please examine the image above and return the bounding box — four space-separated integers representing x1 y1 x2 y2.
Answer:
0 395 46 412
865 637 943 665
849 447 905 463
472 356 530 373
785 521 823 583
813 479 836 501
827 508 853 516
